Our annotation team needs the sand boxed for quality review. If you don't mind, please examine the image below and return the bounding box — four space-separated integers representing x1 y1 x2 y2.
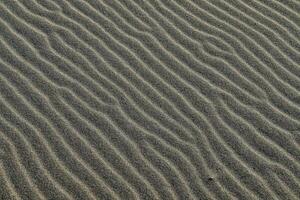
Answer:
0 0 299 199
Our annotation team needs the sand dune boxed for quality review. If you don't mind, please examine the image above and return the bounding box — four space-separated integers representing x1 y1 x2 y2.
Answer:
0 0 299 199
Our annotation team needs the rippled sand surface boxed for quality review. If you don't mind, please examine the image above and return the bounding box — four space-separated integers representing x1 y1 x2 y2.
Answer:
0 0 300 199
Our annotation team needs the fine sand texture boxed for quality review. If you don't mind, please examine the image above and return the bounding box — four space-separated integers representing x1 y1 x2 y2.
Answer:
0 0 300 199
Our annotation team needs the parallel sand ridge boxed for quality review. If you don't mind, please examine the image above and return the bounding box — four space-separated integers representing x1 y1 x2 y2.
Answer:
0 0 300 199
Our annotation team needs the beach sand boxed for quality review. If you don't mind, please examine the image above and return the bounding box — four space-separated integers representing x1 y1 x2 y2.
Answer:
0 0 299 199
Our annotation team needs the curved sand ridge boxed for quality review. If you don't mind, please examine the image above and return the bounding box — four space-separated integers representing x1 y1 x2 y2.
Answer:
0 0 299 199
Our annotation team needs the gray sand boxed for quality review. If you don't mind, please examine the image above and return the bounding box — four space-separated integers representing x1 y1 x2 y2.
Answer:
0 0 299 199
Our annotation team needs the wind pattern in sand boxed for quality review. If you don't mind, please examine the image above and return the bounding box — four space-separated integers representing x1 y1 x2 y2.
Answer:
0 0 299 199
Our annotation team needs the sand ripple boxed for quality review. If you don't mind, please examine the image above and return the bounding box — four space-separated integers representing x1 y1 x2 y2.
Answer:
0 0 299 199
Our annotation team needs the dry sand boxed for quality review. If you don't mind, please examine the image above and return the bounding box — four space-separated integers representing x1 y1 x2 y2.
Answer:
0 0 299 199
